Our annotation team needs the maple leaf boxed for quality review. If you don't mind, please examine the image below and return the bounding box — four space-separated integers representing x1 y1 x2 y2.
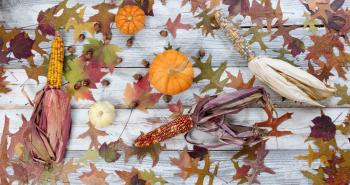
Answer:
223 0 250 16
0 67 10 94
193 55 229 93
334 84 350 105
87 3 116 35
195 9 220 37
116 167 143 185
232 161 250 184
139 169 168 185
78 122 108 150
79 163 109 185
123 74 162 112
166 14 192 38
188 145 208 160
0 116 10 184
168 100 184 119
37 0 83 35
99 141 121 163
67 85 96 101
83 38 122 72
120 138 166 167
243 26 269 51
10 32 34 59
309 112 336 141
65 9 95 43
244 143 275 184
256 109 293 137
270 20 305 57
171 148 219 185
225 70 255 90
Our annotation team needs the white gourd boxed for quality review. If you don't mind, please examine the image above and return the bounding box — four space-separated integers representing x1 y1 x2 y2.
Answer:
89 101 116 128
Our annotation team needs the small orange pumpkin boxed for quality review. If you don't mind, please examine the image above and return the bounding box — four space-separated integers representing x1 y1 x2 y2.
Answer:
115 5 145 35
149 50 194 95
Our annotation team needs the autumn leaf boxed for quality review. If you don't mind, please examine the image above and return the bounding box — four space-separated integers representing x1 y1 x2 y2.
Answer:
123 0 155 16
166 14 192 38
188 145 208 160
171 148 219 185
273 48 299 66
32 30 49 56
24 57 48 84
195 9 220 37
79 163 109 185
10 32 34 59
337 111 350 135
87 3 116 35
334 84 350 105
8 115 31 158
247 0 281 31
99 141 122 163
37 0 83 35
223 0 250 16
168 100 184 119
123 74 162 112
139 169 168 185
182 0 209 14
305 0 330 11
296 145 319 167
193 55 229 93
208 0 221 10
303 11 318 34
0 26 22 50
232 161 250 184
225 70 255 90
78 122 108 150
83 38 122 72
0 67 11 94
0 116 10 184
243 26 269 51
256 110 293 137
309 111 336 141
65 9 95 43
60 159 80 184
116 167 143 185
77 149 99 166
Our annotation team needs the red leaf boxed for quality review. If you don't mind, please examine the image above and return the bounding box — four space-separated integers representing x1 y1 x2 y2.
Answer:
10 32 34 59
310 112 336 141
256 108 293 137
225 70 255 90
223 0 250 16
166 14 192 38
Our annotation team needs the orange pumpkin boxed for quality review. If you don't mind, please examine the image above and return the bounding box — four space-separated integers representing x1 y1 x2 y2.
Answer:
115 5 145 35
149 50 194 95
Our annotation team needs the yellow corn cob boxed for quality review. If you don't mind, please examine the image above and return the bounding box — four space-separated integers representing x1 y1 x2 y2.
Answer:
47 32 64 89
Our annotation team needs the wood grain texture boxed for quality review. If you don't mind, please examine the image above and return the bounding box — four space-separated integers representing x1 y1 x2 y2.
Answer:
0 0 349 184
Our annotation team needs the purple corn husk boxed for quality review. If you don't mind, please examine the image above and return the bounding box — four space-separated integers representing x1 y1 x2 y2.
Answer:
185 86 271 148
27 86 72 163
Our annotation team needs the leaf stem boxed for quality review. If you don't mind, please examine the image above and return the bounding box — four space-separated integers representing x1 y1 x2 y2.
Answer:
116 108 133 141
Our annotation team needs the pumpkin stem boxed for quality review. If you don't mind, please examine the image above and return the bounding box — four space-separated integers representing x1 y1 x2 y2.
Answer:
168 60 190 74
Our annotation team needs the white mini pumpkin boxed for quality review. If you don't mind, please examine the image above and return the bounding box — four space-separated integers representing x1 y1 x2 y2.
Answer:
89 101 116 128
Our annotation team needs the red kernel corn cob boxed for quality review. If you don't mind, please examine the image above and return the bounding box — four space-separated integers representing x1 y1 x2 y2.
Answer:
134 115 194 147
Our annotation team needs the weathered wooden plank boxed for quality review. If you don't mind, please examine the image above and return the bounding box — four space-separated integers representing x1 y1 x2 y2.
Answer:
1 0 346 28
1 67 348 109
2 27 331 69
47 150 314 184
0 107 349 150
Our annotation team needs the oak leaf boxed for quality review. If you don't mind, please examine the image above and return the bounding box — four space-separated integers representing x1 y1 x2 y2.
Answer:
0 67 10 94
334 84 350 105
166 14 192 38
79 163 109 185
182 0 209 14
195 9 220 37
223 0 250 16
78 122 108 150
256 108 293 137
87 3 116 35
168 100 184 119
193 55 229 93
0 116 10 184
225 70 255 90
232 161 250 184
65 11 95 43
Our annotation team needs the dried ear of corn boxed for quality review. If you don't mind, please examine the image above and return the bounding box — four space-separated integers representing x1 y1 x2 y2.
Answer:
26 32 72 164
214 11 336 107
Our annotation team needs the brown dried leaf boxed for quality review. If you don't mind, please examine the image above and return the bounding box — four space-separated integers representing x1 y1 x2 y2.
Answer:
78 122 108 150
166 14 192 38
225 70 255 90
79 163 109 185
87 3 116 36
334 84 350 105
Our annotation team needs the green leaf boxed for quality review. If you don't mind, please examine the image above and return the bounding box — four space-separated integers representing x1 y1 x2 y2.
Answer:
195 9 219 37
244 26 269 51
83 38 122 70
334 84 350 105
64 57 86 84
139 169 168 185
193 55 229 93
77 149 99 166
303 12 317 34
273 48 299 67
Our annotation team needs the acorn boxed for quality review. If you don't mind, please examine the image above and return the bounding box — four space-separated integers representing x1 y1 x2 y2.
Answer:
126 36 135 48
163 95 172 103
198 47 205 58
133 74 143 81
116 56 123 64
160 30 168 37
74 81 82 90
101 79 111 87
82 79 90 87
94 22 102 33
78 33 86 42
141 59 150 68
67 46 76 54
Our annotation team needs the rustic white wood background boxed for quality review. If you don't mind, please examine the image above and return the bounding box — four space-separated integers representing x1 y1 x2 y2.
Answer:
1 0 350 184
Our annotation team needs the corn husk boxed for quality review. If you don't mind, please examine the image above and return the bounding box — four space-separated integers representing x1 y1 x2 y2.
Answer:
27 86 72 163
248 57 336 107
214 11 336 107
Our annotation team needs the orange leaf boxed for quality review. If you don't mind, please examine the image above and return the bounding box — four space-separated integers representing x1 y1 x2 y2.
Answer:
225 70 255 90
256 108 293 137
78 123 108 150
